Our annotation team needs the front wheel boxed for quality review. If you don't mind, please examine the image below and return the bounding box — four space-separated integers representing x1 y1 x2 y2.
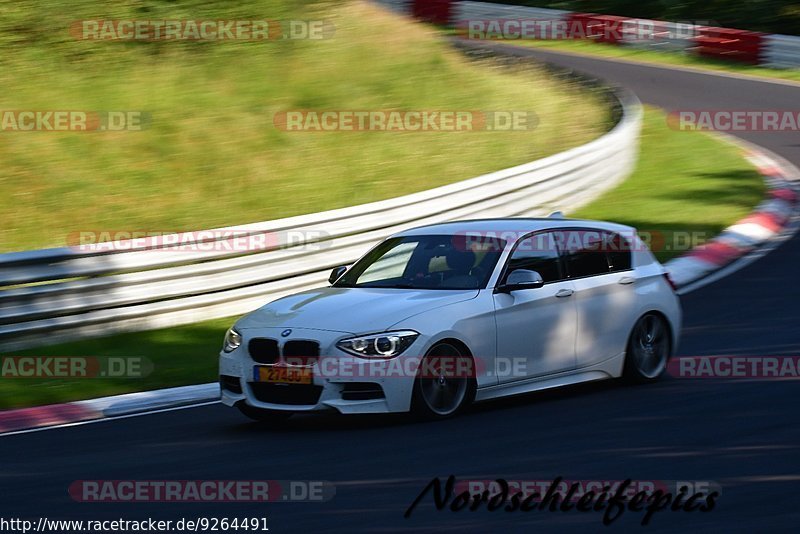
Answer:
624 313 671 383
411 342 475 420
237 403 293 423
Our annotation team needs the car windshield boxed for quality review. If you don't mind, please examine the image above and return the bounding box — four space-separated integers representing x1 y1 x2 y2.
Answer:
334 234 507 290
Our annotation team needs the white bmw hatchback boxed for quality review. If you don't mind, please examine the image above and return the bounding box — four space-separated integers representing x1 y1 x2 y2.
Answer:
220 218 681 420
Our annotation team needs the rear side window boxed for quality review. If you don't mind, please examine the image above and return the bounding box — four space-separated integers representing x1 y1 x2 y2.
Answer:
605 231 633 272
505 232 563 283
557 229 611 278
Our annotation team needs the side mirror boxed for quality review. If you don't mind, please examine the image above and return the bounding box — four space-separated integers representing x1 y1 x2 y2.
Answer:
329 265 348 285
497 269 545 293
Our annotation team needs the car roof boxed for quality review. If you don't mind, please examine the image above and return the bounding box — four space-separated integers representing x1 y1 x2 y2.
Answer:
393 218 636 239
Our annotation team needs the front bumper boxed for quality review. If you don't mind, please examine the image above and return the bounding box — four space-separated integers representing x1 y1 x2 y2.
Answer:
219 327 418 414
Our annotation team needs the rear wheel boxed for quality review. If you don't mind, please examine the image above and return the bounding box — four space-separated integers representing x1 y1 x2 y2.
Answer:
411 342 475 419
237 402 293 423
624 313 670 382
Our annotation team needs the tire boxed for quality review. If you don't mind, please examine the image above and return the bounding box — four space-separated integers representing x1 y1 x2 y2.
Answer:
411 342 476 420
623 313 671 383
237 402 293 423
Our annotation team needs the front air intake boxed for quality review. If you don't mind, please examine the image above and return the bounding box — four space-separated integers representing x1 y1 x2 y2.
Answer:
283 340 320 367
249 338 280 364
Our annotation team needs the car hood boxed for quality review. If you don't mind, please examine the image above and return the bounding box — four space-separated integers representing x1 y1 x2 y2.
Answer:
235 287 480 334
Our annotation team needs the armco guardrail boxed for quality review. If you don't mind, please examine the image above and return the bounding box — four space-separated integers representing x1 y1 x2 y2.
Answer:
622 20 696 52
453 1 568 23
372 0 410 15
0 51 643 351
414 1 800 69
764 34 800 68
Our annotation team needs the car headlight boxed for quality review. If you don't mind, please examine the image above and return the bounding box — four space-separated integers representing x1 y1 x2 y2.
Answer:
223 327 242 353
336 331 419 359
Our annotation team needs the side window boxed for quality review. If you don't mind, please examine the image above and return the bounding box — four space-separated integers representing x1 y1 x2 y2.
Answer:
605 231 633 272
505 232 563 283
558 229 611 278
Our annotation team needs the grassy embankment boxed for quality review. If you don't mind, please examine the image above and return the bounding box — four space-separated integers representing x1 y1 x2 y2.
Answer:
0 0 607 252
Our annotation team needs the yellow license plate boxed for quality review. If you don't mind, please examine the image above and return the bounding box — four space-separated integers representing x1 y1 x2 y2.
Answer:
254 366 312 385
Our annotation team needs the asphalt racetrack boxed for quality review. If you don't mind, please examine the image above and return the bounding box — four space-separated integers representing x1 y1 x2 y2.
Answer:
2 47 800 533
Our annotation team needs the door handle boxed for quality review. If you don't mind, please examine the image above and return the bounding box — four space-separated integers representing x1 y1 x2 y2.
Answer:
556 289 574 298
618 276 636 285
